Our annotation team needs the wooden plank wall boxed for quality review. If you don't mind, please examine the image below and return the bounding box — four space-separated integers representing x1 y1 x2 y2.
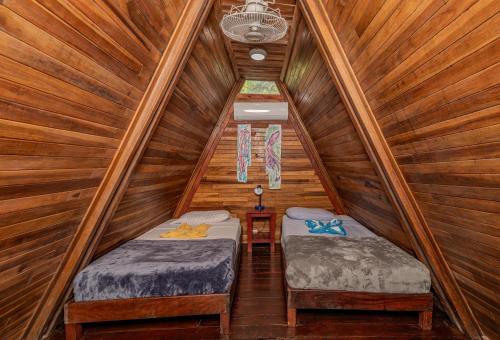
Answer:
320 0 500 337
0 1 186 338
95 9 237 256
189 116 334 243
284 18 411 251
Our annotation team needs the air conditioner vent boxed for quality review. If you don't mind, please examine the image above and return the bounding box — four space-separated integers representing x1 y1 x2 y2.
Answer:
234 102 288 121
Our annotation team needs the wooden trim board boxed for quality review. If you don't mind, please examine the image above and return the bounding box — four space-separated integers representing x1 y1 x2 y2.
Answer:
24 1 215 338
298 1 482 338
65 294 230 323
277 81 345 214
236 93 284 102
173 78 244 217
286 285 433 331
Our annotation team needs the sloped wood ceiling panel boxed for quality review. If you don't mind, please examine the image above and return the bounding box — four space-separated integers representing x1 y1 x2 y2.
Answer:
95 9 237 256
0 0 185 338
321 0 500 337
189 116 333 243
285 18 411 251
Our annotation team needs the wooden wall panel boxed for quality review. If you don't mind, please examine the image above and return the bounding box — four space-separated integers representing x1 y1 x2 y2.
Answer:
0 1 185 338
95 9 237 256
285 18 411 250
321 0 500 337
189 115 333 243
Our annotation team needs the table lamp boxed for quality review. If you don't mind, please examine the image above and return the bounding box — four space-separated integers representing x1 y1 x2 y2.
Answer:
254 185 265 211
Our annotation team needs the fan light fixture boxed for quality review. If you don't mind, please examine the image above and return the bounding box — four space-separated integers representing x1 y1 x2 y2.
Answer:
249 48 267 61
220 0 288 44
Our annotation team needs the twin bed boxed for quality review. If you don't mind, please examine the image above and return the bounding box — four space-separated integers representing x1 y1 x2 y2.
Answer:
64 214 241 339
65 208 433 339
281 210 433 330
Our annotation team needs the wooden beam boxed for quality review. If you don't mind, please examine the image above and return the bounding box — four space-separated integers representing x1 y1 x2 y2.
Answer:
24 1 215 338
236 93 284 102
277 81 345 214
174 78 244 217
298 1 482 339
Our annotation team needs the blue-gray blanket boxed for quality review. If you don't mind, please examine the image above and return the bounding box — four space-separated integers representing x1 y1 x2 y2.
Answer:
73 239 236 302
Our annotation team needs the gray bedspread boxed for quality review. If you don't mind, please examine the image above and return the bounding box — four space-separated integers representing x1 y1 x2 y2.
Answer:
74 239 236 302
284 236 430 294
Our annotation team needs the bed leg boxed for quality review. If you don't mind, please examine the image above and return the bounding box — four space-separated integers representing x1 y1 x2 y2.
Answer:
220 311 230 335
65 323 83 340
419 310 432 330
287 307 297 327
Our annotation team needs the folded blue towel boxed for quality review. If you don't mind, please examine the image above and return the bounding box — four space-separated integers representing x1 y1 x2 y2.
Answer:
305 219 347 236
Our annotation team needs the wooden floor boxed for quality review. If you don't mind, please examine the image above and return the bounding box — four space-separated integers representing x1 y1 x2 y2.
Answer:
56 245 465 339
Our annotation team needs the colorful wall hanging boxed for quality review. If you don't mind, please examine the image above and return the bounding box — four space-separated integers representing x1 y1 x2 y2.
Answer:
237 124 251 183
265 124 281 189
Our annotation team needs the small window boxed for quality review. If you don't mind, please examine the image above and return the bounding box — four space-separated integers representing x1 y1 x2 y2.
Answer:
240 80 280 95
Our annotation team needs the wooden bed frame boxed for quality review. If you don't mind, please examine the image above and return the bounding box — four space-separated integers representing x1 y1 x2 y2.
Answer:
282 252 433 330
64 246 240 339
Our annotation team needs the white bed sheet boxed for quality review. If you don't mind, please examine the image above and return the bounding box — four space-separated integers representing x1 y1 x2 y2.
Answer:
281 215 377 246
135 217 241 248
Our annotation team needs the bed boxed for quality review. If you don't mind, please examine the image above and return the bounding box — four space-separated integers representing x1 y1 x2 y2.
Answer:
64 216 241 339
281 212 433 330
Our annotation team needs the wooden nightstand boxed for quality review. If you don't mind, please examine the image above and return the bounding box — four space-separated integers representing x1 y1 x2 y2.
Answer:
246 209 276 253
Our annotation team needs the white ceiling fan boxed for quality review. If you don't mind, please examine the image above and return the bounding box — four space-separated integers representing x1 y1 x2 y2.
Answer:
220 0 288 44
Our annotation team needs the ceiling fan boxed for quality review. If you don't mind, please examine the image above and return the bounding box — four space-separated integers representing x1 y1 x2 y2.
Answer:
220 0 288 44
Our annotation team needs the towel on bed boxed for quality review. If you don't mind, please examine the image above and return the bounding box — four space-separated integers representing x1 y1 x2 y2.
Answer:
160 223 210 238
305 219 347 236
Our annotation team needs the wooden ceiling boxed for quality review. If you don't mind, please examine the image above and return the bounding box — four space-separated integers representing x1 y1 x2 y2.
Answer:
219 0 297 80
1 1 497 339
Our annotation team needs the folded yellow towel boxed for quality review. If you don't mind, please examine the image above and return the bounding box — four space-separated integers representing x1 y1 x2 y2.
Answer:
160 223 210 239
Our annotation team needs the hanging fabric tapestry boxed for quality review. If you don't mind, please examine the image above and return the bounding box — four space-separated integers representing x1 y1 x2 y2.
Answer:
265 124 281 189
237 124 251 183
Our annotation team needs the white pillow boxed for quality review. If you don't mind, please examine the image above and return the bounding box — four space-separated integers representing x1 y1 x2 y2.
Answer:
286 207 336 221
172 210 230 225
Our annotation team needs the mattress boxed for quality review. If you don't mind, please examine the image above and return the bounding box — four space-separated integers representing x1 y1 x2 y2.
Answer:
281 215 377 247
136 217 241 248
284 236 431 294
73 218 241 302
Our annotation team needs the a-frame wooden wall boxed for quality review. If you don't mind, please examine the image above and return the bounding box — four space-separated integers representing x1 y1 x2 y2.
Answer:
0 0 196 338
23 2 217 339
0 1 497 339
299 1 481 337
290 0 499 338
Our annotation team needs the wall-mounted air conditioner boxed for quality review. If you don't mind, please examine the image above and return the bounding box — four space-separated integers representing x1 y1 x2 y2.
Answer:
233 102 288 121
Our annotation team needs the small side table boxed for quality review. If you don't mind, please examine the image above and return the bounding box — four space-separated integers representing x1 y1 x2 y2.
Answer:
246 209 276 253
